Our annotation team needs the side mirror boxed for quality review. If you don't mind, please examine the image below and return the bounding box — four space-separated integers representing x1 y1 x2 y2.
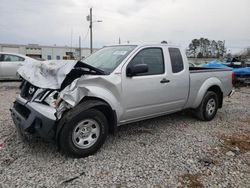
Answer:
126 64 148 77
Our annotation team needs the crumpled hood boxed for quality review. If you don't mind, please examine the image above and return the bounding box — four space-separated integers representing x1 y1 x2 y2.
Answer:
17 60 78 89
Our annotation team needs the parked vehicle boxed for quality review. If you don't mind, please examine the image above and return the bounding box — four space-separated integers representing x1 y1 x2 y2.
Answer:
10 44 234 158
0 52 37 80
202 60 250 85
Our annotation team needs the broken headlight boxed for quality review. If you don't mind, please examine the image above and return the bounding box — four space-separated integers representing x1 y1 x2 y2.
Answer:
44 91 59 108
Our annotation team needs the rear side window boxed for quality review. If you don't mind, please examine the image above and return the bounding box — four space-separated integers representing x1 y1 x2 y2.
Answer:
169 48 184 73
129 48 164 76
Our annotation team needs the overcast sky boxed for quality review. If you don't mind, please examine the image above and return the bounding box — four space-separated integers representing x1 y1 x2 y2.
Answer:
0 0 249 53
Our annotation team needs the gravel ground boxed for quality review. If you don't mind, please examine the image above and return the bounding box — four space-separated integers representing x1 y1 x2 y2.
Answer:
0 82 250 188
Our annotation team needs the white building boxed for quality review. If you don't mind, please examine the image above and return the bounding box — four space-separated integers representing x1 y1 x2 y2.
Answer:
0 43 97 60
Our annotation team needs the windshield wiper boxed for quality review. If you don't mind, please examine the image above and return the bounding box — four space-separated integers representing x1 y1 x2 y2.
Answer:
76 61 107 75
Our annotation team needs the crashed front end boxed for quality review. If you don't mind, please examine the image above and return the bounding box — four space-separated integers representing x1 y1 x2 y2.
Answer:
10 81 59 140
10 60 108 141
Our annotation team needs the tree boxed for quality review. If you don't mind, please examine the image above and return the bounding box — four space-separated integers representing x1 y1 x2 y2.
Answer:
197 52 203 58
188 39 200 57
217 40 226 58
210 40 218 57
203 38 210 57
199 38 205 56
187 38 226 58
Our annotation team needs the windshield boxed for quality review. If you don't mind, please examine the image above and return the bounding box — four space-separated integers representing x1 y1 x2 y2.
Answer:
82 45 136 73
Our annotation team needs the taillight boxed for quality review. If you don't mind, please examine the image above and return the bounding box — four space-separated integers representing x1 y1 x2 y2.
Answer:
232 72 235 85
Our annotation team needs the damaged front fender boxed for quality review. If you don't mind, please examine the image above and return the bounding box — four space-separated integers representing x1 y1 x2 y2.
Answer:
57 75 123 119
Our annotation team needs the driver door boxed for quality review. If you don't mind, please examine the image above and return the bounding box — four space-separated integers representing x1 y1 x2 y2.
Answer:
120 47 171 122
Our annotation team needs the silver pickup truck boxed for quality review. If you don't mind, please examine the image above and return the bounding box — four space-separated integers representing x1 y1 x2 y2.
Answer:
10 44 234 158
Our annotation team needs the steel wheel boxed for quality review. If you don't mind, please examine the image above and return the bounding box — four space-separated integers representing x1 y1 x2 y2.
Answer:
72 119 100 149
206 98 216 116
195 91 219 121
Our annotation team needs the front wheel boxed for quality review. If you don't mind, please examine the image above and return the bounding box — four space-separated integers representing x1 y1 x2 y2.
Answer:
195 91 219 121
59 108 108 158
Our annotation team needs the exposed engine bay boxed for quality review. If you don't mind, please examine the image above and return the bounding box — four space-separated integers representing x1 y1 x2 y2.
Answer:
18 60 107 119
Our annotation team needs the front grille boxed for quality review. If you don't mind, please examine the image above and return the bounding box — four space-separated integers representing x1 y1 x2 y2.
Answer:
20 81 38 100
14 102 31 119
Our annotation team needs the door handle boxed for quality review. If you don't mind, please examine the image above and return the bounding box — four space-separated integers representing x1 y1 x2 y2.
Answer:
160 78 170 83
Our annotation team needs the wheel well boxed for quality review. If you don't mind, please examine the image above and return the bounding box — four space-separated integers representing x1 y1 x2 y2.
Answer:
81 97 117 134
207 85 223 108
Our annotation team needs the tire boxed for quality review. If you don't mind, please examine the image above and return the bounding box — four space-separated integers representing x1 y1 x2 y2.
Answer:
195 91 219 121
59 108 108 158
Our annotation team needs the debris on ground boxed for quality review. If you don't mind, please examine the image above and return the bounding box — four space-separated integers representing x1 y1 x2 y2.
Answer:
60 172 86 185
198 157 215 166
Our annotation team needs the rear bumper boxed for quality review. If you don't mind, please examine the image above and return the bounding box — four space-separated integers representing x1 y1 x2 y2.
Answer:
10 95 57 141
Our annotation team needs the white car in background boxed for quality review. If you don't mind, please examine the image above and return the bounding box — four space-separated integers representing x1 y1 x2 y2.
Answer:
0 52 37 80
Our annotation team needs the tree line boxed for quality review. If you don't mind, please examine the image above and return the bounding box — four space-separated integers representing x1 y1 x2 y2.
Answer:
187 38 226 58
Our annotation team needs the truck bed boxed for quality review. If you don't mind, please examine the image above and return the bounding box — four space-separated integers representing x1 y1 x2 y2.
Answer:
189 67 231 73
184 67 233 109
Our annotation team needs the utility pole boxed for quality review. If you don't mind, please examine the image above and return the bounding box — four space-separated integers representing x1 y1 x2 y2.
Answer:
79 36 81 60
119 37 121 44
86 8 102 54
89 8 93 54
70 29 73 52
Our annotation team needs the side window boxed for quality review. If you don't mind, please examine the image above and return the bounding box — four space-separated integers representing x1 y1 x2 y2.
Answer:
0 54 4 62
169 48 184 73
128 48 164 76
3 55 24 62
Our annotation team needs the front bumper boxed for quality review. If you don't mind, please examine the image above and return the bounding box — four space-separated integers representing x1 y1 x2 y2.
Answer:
10 95 57 141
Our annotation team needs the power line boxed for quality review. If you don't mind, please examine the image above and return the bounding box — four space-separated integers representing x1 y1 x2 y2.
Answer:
82 28 90 43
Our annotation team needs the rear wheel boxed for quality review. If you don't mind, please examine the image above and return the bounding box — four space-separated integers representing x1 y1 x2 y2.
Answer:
195 91 219 121
59 108 108 158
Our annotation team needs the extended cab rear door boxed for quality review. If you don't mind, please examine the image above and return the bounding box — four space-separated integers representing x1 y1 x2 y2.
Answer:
120 46 189 122
164 47 189 109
